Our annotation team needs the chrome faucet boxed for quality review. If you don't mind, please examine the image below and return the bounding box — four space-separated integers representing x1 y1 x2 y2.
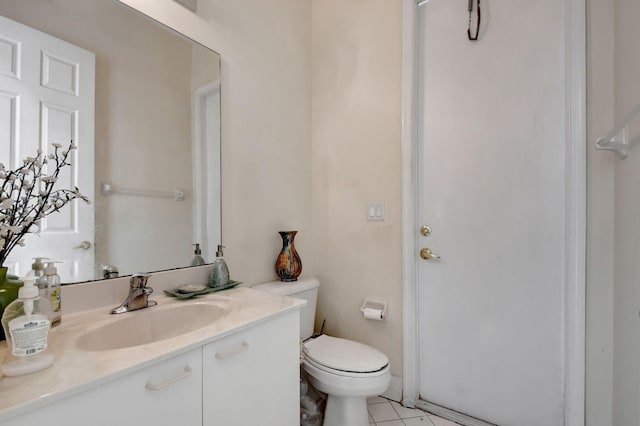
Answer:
111 273 157 314
101 264 119 279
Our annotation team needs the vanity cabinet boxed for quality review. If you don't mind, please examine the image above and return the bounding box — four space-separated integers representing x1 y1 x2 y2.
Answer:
1 309 300 426
3 348 203 426
202 311 299 426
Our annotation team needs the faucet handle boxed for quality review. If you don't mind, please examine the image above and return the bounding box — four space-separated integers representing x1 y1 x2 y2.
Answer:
130 273 151 289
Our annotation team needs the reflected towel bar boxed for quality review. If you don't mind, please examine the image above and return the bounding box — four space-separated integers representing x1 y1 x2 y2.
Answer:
100 182 185 201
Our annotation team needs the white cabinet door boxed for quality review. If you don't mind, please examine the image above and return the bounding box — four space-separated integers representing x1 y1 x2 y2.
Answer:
203 312 300 426
3 348 202 426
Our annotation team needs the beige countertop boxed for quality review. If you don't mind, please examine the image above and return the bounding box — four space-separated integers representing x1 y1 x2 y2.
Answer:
0 287 305 422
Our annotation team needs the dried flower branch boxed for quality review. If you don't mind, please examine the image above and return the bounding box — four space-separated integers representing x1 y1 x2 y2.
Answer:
0 142 90 266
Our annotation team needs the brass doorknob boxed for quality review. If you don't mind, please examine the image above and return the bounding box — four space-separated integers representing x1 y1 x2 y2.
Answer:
420 248 440 260
420 225 431 237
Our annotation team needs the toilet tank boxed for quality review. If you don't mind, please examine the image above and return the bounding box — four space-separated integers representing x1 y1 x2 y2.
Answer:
251 277 319 340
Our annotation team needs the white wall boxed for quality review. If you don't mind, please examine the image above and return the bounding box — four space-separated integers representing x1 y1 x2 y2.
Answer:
612 0 640 424
585 0 615 424
585 0 615 426
121 0 313 285
586 0 640 424
311 0 404 380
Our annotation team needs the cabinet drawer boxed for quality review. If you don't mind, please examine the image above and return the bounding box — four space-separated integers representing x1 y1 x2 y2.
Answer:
202 311 300 426
4 348 203 426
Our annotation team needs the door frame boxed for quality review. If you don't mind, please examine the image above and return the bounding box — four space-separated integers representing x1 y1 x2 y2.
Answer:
400 1 586 425
192 79 222 260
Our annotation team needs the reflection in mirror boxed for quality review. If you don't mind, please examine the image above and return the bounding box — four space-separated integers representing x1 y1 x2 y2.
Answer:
0 0 221 283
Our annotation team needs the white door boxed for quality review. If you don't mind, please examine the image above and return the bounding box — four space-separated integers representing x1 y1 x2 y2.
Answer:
417 2 566 425
0 16 95 282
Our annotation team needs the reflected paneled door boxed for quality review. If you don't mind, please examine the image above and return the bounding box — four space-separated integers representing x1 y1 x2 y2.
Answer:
0 16 95 282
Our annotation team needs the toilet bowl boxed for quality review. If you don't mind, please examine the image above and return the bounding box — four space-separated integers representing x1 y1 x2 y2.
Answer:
251 278 391 426
302 334 390 425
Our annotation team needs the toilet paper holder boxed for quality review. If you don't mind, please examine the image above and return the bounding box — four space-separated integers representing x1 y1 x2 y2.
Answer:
360 298 387 321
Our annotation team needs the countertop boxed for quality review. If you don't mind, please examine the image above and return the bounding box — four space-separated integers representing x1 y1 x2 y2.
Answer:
0 287 305 422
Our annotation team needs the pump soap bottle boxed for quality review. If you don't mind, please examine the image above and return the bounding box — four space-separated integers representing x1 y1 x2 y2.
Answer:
208 245 230 288
31 257 48 279
1 274 54 376
31 258 53 324
191 243 205 266
40 261 62 327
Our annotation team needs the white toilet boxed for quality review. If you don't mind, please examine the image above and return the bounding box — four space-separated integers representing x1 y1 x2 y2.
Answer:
252 277 390 426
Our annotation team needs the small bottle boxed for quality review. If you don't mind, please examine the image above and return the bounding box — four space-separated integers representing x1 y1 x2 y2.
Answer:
208 245 230 288
31 257 48 280
32 258 53 324
32 257 49 300
40 261 62 327
191 243 206 266
1 274 54 376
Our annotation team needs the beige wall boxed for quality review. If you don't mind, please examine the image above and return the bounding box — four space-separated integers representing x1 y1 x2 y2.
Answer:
311 0 403 378
122 0 313 284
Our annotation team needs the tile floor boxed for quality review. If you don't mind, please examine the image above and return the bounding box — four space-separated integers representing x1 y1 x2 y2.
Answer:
367 396 460 426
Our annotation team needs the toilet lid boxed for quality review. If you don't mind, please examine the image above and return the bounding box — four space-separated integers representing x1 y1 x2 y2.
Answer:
303 335 389 373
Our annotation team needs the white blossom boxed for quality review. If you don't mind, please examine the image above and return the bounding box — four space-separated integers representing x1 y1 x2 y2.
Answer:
0 141 90 266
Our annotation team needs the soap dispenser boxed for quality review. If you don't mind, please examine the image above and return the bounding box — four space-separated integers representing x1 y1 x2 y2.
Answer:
32 257 49 303
191 243 205 266
208 245 230 288
31 257 48 279
1 274 54 376
39 261 62 327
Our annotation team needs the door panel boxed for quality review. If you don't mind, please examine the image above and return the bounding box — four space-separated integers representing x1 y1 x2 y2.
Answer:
0 16 95 282
417 2 566 425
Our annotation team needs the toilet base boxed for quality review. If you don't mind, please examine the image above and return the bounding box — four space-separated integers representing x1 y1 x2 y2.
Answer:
323 395 369 426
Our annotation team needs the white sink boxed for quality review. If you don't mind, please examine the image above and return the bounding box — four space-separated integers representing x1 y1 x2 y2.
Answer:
76 301 229 351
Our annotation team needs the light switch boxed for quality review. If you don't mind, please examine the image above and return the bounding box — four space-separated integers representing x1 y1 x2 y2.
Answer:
367 202 385 221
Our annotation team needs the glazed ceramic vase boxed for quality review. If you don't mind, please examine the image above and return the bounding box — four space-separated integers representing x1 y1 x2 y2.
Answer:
275 231 302 282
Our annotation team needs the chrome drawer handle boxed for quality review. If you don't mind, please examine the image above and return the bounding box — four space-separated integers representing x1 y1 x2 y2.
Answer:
215 341 250 359
145 366 192 391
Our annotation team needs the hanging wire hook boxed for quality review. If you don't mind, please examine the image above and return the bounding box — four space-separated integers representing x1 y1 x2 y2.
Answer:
467 0 481 41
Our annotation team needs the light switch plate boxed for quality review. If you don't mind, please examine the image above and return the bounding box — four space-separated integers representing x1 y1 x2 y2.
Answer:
367 202 385 221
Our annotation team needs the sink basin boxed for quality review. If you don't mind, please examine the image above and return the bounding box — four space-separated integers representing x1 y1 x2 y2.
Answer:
76 302 229 351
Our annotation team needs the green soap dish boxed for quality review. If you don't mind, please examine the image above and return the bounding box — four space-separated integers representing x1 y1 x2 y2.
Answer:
164 280 242 299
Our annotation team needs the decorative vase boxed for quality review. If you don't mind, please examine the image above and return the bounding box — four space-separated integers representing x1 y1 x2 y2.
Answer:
0 267 22 341
275 231 302 282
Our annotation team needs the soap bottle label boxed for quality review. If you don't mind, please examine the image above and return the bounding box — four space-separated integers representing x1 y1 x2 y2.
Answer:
50 288 61 312
8 318 51 357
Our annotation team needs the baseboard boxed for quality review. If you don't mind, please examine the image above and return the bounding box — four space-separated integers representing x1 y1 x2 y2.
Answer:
381 374 403 402
416 400 496 426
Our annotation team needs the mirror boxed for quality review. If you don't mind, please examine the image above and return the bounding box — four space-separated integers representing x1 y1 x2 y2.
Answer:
0 0 221 283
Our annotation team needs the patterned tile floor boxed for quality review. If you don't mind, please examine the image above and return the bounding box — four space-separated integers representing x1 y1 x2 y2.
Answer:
367 397 460 426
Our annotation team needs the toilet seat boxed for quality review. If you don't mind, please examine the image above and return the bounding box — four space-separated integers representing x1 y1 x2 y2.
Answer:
303 335 388 375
